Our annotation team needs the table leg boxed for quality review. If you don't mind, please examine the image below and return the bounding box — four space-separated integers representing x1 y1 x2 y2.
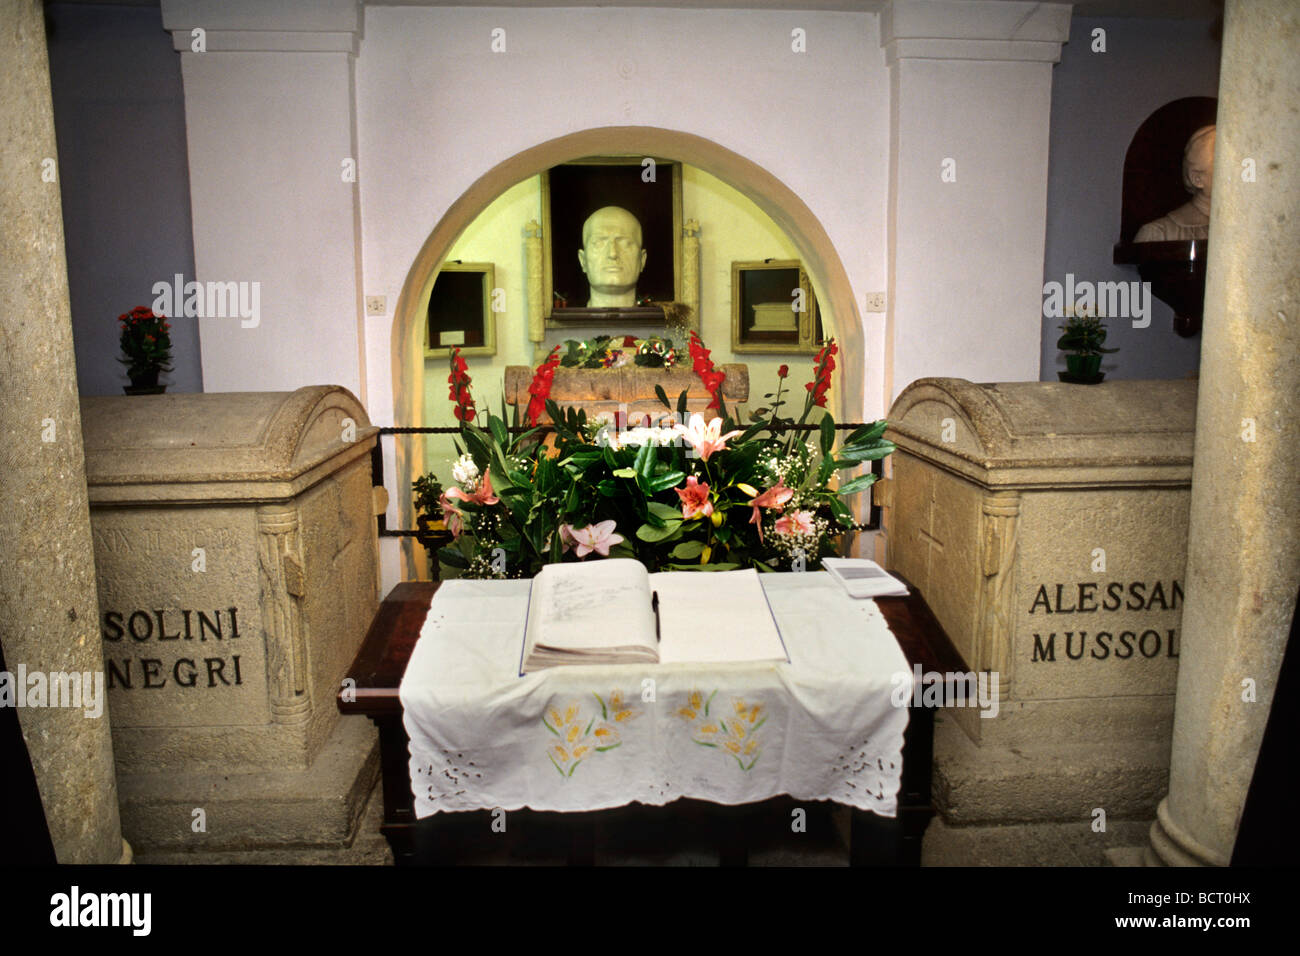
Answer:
372 715 418 864
897 705 936 866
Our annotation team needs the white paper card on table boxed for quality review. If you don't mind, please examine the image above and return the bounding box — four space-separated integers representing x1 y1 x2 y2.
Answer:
820 557 909 599
519 560 787 672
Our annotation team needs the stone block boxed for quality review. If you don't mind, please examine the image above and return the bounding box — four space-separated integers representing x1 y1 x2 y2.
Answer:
886 378 1196 822
81 386 383 850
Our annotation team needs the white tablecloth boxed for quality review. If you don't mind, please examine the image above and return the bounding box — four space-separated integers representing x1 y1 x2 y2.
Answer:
400 572 913 818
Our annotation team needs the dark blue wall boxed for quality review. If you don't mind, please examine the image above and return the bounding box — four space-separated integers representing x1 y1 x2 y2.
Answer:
1042 16 1221 381
47 2 202 395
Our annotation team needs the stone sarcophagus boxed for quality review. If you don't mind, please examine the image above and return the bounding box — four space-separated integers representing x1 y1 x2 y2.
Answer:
81 386 383 852
503 365 749 423
883 378 1196 822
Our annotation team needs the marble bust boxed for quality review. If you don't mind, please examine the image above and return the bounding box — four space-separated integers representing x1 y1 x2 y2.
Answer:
577 206 647 307
1135 125 1216 243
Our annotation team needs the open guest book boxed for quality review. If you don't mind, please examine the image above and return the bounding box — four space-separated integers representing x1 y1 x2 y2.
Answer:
520 559 789 673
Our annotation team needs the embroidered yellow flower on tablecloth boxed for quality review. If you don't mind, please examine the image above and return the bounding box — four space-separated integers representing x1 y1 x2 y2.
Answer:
678 690 765 771
542 690 640 777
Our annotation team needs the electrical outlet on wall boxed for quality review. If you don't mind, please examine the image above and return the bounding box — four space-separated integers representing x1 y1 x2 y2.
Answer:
365 295 387 316
865 292 886 313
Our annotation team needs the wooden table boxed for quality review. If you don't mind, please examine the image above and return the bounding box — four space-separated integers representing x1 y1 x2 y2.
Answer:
338 576 967 866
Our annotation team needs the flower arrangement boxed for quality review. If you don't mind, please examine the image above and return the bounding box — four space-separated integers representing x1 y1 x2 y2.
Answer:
424 335 893 579
558 335 678 371
117 306 172 390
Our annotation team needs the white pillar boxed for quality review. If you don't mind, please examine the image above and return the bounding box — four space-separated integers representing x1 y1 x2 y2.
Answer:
1146 0 1300 866
161 0 366 401
881 1 1071 402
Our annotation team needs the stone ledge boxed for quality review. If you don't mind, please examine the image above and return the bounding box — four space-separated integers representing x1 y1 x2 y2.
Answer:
933 716 1169 825
118 715 379 852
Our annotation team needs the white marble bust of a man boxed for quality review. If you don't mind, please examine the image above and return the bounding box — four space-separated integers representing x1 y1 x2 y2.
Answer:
1135 125 1216 243
577 206 647 307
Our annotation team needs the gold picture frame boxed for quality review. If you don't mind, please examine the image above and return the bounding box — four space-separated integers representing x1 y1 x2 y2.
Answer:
731 260 822 354
422 262 497 358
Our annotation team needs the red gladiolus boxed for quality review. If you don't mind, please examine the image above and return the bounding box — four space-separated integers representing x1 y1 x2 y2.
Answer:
447 347 476 423
525 346 562 425
805 338 838 408
687 331 726 411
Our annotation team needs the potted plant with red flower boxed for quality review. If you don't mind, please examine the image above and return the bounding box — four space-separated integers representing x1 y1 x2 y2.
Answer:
117 306 173 394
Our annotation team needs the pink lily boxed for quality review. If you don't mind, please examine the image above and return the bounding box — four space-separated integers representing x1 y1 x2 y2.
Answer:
682 413 741 462
747 482 794 543
674 476 713 520
774 510 815 536
445 468 499 507
437 491 463 538
562 520 624 558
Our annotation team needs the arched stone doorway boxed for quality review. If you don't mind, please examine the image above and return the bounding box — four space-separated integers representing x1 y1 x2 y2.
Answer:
390 126 866 578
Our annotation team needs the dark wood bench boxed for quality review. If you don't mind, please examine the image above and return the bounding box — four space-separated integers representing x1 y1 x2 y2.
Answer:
338 575 966 866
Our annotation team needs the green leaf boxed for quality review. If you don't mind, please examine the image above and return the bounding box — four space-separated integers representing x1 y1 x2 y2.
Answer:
818 452 836 486
647 470 687 493
636 520 683 543
844 420 889 445
633 441 655 479
819 412 835 457
671 539 705 559
612 467 638 479
596 480 621 497
437 546 468 569
827 495 855 527
677 389 689 417
838 473 879 495
836 441 895 463
461 426 492 470
655 384 671 409
647 501 684 521
488 415 508 448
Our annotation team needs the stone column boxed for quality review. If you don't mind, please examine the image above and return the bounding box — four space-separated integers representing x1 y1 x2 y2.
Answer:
0 0 127 864
1146 0 1300 866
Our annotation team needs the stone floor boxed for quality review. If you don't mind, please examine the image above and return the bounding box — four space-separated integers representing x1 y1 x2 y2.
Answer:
134 777 1154 866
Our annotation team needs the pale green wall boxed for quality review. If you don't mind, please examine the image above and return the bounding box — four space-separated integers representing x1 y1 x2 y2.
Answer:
420 165 835 483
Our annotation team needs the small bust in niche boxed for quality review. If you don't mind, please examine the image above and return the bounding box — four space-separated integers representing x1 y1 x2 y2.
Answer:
577 206 647 307
1135 125 1216 243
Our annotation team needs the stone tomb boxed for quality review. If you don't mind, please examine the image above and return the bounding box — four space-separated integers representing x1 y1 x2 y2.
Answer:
883 378 1196 823
80 386 383 852
503 364 749 424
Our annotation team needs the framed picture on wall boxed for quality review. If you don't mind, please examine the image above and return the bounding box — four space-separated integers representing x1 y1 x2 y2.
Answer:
542 157 682 323
423 262 496 358
731 260 823 353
